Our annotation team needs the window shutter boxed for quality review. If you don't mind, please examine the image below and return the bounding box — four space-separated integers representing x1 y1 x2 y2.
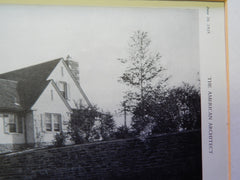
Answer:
60 115 63 131
41 114 45 132
17 116 23 133
3 115 9 134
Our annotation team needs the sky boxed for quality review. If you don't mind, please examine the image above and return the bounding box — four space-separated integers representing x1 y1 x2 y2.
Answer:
0 5 200 126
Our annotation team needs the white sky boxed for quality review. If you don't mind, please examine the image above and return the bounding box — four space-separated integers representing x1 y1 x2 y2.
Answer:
0 5 200 126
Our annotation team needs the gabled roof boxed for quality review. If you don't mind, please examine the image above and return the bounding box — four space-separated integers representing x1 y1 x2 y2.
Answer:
0 59 61 109
0 79 23 111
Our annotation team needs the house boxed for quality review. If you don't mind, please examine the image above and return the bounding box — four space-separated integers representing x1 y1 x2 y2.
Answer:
0 56 91 152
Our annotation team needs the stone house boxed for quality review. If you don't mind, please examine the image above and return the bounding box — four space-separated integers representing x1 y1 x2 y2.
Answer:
0 57 91 151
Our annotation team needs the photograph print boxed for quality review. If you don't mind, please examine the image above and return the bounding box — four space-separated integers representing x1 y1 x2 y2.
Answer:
0 4 202 179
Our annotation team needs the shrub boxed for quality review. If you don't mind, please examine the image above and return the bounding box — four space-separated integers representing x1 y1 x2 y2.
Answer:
53 131 67 147
68 106 116 144
114 125 133 139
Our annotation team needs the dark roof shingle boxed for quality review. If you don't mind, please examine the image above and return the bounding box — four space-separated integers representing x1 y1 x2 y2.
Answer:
0 79 23 111
0 58 61 110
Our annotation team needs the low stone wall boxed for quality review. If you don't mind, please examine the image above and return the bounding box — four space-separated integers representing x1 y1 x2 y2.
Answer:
0 130 201 180
0 144 35 154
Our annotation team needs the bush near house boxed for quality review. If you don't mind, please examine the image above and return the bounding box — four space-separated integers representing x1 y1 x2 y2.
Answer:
53 131 67 147
68 106 116 144
65 82 200 145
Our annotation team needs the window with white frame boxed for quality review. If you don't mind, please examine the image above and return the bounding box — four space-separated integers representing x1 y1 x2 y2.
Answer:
0 113 23 133
53 114 61 131
45 113 52 131
45 113 61 132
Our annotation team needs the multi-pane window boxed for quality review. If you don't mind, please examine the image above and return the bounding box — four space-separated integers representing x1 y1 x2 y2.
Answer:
45 113 52 131
8 116 17 133
53 114 61 131
1 113 23 133
45 113 61 132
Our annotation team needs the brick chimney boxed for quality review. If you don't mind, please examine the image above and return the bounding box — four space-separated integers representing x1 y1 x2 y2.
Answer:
64 55 80 82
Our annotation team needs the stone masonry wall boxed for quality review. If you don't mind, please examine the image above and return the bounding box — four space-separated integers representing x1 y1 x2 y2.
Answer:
0 144 34 154
0 130 201 180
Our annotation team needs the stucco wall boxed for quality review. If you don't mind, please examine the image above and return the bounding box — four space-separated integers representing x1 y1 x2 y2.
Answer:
0 60 88 148
0 130 201 180
31 82 71 144
47 60 88 108
25 112 35 144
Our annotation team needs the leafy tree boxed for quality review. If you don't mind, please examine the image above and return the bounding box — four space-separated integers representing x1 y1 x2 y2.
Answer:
119 30 200 136
68 107 98 144
119 31 168 109
131 87 176 134
167 83 201 131
118 30 169 132
131 83 201 134
68 106 116 144
98 112 116 140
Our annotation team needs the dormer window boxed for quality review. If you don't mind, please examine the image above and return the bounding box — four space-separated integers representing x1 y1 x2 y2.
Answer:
59 81 68 99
